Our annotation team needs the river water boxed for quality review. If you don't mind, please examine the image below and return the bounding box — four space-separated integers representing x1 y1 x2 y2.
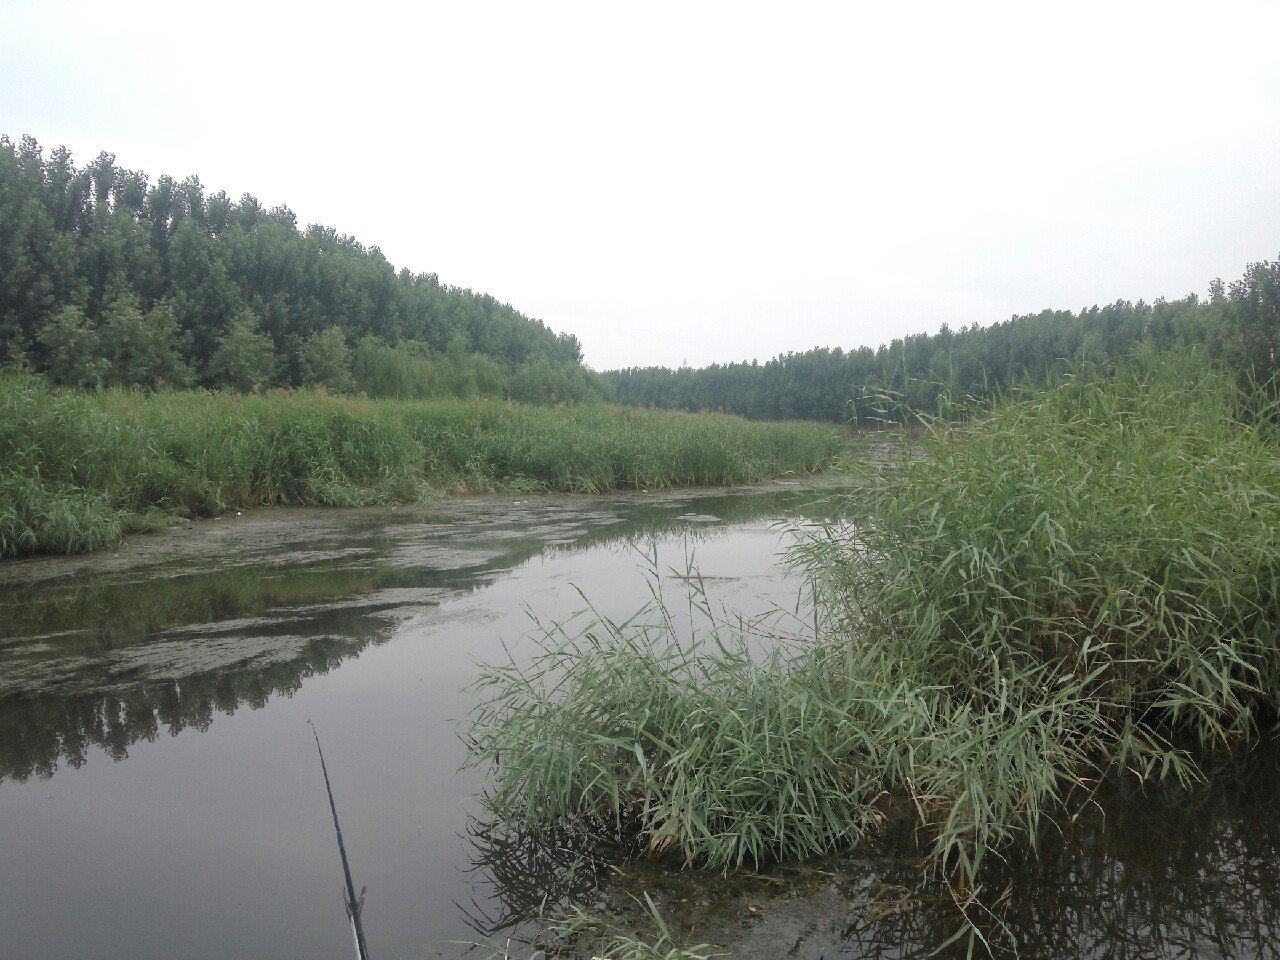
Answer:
1 481 1279 960
0 482 833 960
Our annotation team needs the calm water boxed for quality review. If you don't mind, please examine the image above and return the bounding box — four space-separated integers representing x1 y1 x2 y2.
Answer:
2 481 1279 960
0 483 829 960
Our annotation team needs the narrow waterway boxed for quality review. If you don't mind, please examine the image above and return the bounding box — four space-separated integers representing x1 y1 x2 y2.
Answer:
2 479 1279 960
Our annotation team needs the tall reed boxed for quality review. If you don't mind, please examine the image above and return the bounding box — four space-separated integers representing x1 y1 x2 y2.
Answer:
469 350 1280 952
0 375 843 558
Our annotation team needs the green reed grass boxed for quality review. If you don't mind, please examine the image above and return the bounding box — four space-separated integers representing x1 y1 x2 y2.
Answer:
469 588 887 868
469 350 1280 952
544 895 712 960
480 895 710 960
0 375 842 558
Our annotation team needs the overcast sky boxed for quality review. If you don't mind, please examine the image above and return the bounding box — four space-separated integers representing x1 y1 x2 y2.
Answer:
4 0 1279 370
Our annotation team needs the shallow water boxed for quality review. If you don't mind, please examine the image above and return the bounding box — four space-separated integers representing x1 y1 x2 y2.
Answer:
2 479 1280 960
0 481 832 960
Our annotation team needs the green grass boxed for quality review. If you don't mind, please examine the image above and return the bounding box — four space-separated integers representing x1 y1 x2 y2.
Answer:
0 375 843 558
468 350 1280 952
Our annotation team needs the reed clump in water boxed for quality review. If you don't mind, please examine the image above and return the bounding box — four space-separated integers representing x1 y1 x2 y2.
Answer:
0 375 842 558
469 350 1280 950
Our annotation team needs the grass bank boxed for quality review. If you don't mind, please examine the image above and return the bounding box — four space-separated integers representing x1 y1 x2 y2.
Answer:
469 351 1280 951
0 375 843 558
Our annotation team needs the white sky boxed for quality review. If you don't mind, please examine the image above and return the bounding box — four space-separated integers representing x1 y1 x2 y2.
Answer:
4 0 1279 370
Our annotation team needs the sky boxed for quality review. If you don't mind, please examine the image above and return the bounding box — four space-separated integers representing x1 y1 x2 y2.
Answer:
4 0 1280 371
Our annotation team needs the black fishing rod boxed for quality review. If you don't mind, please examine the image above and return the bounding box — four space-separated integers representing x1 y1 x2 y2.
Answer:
310 720 371 960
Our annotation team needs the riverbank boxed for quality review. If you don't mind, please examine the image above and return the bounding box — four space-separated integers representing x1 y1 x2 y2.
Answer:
0 375 844 558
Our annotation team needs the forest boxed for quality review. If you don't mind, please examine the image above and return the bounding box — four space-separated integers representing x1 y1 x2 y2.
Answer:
608 259 1280 421
10 133 1280 425
0 135 604 403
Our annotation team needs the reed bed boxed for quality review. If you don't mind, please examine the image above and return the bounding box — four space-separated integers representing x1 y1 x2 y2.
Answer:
0 376 842 558
469 351 1280 952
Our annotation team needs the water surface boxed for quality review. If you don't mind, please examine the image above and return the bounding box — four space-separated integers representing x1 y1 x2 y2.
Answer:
0 482 828 960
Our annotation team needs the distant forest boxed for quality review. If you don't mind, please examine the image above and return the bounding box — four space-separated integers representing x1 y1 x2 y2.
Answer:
0 135 604 402
7 135 1278 420
608 259 1280 422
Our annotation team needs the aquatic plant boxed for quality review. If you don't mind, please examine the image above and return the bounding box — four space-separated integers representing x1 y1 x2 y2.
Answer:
479 893 711 960
0 375 843 558
546 895 712 960
469 584 885 867
469 350 1280 952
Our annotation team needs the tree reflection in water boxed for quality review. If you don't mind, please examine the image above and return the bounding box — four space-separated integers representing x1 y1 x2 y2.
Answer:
0 487 824 783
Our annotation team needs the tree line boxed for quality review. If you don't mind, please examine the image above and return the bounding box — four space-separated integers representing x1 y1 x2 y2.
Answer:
607 259 1280 422
0 135 604 402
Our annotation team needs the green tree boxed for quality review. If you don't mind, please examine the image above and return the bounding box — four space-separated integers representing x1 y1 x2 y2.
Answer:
351 336 440 398
298 325 354 392
100 296 193 389
443 333 479 397
37 305 106 387
207 309 275 392
0 137 601 393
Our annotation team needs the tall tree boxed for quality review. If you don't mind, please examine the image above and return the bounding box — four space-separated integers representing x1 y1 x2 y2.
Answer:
299 326 354 392
207 309 274 392
100 295 193 389
37 305 106 387
0 136 598 398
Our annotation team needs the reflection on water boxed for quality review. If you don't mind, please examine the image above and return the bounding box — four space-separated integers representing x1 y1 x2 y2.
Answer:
0 485 830 785
986 755 1280 960
0 481 836 960
458 813 613 939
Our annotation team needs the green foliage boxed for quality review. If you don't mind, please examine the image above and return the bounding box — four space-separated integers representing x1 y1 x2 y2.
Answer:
509 356 608 404
608 258 1280 422
36 305 105 387
351 335 440 398
0 375 842 558
0 135 594 395
809 349 1280 740
298 325 354 392
470 585 887 868
471 351 1280 950
538 896 711 960
345 333 608 404
100 296 193 389
207 309 274 391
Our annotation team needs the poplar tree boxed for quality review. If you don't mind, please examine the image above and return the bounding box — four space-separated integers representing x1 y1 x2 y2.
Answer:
207 309 275 392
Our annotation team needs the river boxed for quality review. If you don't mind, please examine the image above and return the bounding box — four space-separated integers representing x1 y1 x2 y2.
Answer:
1 480 1279 959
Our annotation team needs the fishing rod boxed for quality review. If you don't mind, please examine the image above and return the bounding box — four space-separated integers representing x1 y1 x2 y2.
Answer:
309 720 371 960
